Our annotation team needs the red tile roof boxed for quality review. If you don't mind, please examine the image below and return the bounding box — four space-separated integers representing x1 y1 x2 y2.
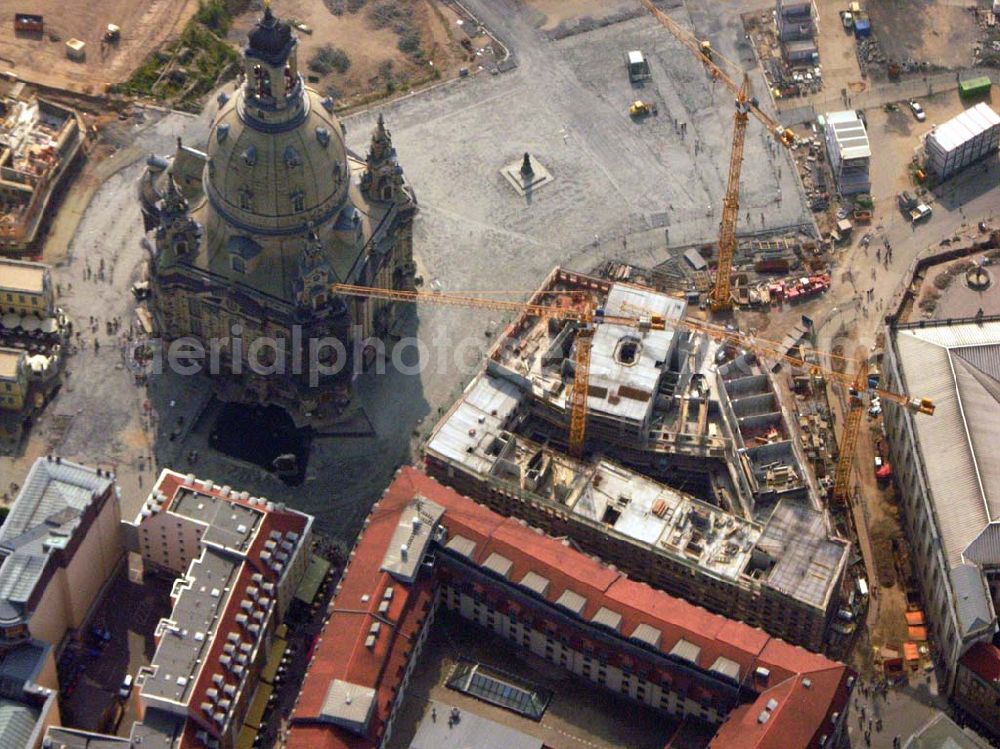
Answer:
146 471 310 748
961 642 1000 683
288 467 852 749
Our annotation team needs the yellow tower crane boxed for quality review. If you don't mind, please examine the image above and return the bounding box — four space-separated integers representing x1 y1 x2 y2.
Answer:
330 283 934 469
330 283 667 457
639 0 795 312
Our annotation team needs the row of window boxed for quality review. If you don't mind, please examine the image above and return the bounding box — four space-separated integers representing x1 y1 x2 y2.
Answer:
452 586 719 720
237 191 306 213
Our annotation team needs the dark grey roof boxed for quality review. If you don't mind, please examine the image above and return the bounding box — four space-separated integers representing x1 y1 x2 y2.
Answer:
42 726 131 748
0 459 111 628
128 708 185 749
903 711 989 749
169 488 260 553
140 547 240 705
0 642 47 695
246 6 294 65
950 564 994 638
1 458 111 542
0 697 38 749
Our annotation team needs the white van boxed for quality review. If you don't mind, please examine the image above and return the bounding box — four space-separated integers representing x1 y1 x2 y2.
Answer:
119 673 134 699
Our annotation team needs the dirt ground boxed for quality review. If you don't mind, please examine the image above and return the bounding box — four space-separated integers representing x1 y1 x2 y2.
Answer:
865 87 978 206
866 0 982 71
0 0 200 93
524 0 635 30
229 0 471 107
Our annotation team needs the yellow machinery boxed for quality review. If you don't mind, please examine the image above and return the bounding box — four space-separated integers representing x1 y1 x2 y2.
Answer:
329 283 933 464
639 0 794 312
629 100 657 117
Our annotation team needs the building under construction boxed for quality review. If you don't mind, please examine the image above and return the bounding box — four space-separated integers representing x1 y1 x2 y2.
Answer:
0 81 84 256
424 268 849 650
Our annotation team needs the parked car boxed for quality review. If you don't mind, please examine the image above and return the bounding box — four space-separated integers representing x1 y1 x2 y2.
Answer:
119 673 134 700
909 100 926 122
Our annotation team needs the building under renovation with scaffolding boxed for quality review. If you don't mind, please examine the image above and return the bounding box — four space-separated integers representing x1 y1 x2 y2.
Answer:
0 81 85 256
424 268 849 650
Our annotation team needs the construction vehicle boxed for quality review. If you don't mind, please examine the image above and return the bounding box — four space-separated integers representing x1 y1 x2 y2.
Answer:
629 100 658 117
910 203 932 223
104 24 120 43
327 282 934 461
625 50 651 82
831 360 933 506
639 0 795 312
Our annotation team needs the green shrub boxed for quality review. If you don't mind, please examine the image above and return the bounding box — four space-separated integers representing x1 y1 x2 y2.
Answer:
196 0 232 34
309 45 351 75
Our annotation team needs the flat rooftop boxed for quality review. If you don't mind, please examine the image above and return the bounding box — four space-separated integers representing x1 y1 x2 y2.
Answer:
43 727 131 749
141 547 240 705
170 487 262 553
426 374 842 605
826 110 871 160
756 501 848 610
0 347 23 380
489 269 686 428
927 102 1000 152
0 258 47 294
135 470 310 744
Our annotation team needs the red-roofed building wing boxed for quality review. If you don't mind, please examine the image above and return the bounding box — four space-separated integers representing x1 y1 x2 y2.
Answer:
287 468 853 749
127 470 314 749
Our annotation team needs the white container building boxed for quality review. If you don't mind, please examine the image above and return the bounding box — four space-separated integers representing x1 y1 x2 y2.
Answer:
924 103 1000 179
824 110 871 196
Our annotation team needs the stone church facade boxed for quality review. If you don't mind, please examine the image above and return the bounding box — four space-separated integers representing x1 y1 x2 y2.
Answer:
138 5 416 431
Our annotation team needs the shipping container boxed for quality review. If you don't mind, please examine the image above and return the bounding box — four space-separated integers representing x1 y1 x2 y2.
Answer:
958 76 992 100
924 102 1000 179
13 13 43 33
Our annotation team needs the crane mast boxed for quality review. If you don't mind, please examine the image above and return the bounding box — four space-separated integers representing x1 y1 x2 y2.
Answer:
712 77 751 311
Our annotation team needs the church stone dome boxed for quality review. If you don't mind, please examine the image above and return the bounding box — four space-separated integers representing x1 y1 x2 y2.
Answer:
204 90 350 234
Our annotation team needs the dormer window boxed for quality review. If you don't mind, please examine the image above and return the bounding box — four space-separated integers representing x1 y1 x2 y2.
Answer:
243 145 257 166
291 192 305 213
231 256 246 274
284 145 301 168
239 190 254 211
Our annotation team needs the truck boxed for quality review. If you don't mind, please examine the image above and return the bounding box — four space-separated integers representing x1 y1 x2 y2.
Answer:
13 13 43 33
897 191 916 213
910 203 932 223
625 50 650 83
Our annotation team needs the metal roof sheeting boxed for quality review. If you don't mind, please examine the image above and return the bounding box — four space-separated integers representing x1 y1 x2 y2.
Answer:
949 564 994 638
927 103 1000 153
894 320 1000 638
1 458 111 543
0 698 39 749
825 110 871 160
